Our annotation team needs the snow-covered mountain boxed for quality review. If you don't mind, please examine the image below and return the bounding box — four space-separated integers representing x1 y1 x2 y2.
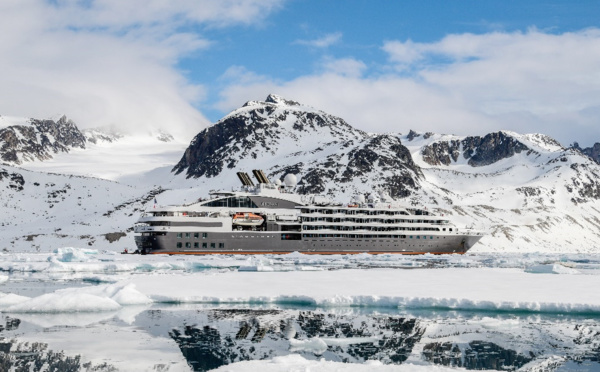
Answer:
0 163 162 251
172 94 422 199
2 94 600 253
9 121 188 183
572 141 600 164
170 94 600 253
0 115 86 164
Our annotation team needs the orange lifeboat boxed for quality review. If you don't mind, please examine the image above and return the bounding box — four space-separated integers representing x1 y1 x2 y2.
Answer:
232 212 264 226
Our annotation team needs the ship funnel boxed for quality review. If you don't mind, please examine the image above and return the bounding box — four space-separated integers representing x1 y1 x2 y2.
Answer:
236 172 255 186
252 169 270 184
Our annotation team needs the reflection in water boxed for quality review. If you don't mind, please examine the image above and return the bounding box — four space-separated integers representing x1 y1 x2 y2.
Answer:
422 341 534 370
163 308 600 372
169 309 424 371
0 315 117 372
1 307 600 371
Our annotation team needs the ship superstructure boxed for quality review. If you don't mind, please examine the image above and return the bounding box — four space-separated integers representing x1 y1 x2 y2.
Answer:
134 170 484 254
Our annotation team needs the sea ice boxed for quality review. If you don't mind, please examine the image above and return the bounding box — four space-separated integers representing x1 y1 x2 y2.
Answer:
51 247 98 262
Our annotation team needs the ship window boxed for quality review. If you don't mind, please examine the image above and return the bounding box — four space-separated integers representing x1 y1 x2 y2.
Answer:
201 196 259 208
176 242 182 248
202 233 207 239
185 233 191 238
416 236 420 239
177 233 182 239
210 243 216 248
194 233 199 239
185 242 191 248
194 242 199 248
219 243 224 248
449 228 453 232
202 242 207 248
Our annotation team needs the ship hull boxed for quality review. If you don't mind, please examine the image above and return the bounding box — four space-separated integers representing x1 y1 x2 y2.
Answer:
135 231 482 255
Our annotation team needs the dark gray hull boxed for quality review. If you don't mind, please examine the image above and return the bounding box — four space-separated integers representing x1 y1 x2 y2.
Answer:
136 231 482 255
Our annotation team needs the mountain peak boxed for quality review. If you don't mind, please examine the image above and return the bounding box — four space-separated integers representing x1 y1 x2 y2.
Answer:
264 94 300 106
0 115 86 164
243 94 301 108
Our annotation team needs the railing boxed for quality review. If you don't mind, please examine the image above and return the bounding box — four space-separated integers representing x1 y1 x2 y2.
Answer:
134 226 169 232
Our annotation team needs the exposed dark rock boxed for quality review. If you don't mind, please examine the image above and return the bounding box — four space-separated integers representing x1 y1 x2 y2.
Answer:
462 132 530 166
104 232 127 243
572 142 600 164
0 115 86 164
422 132 531 167
173 95 422 198
406 130 420 141
0 168 25 191
421 140 461 166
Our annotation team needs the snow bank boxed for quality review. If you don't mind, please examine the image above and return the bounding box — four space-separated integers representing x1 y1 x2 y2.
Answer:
130 268 600 315
6 292 121 313
211 354 463 371
4 282 151 313
0 293 30 308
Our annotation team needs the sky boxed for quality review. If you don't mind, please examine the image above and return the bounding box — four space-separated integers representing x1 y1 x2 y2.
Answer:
1 0 600 146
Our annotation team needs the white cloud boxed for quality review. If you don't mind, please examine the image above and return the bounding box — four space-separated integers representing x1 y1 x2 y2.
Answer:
0 0 283 139
320 57 367 78
294 32 342 48
218 29 600 146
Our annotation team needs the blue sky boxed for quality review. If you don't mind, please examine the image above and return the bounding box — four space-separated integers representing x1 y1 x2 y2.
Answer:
1 0 600 145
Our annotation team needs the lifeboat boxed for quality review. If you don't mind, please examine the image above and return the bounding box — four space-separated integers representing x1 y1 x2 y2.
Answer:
232 212 264 226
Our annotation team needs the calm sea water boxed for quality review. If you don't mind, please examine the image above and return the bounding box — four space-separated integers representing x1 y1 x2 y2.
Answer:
1 253 600 371
1 299 599 371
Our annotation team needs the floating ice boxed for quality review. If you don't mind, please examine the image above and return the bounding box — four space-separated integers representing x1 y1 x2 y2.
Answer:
525 263 580 275
6 292 121 313
4 282 151 313
51 247 98 262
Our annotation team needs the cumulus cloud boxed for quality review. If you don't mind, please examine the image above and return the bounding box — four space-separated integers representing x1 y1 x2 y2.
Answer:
0 0 283 139
218 29 600 146
320 57 367 78
294 32 342 48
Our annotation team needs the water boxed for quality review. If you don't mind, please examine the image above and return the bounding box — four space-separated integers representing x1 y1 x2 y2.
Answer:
1 304 600 371
1 251 600 371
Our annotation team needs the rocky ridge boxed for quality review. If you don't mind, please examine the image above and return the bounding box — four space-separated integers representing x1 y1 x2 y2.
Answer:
0 116 177 168
173 94 422 199
0 115 86 165
1 95 600 252
572 142 600 164
171 95 600 252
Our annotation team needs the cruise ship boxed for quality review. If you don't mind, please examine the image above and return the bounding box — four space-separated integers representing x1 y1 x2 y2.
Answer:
134 170 484 255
